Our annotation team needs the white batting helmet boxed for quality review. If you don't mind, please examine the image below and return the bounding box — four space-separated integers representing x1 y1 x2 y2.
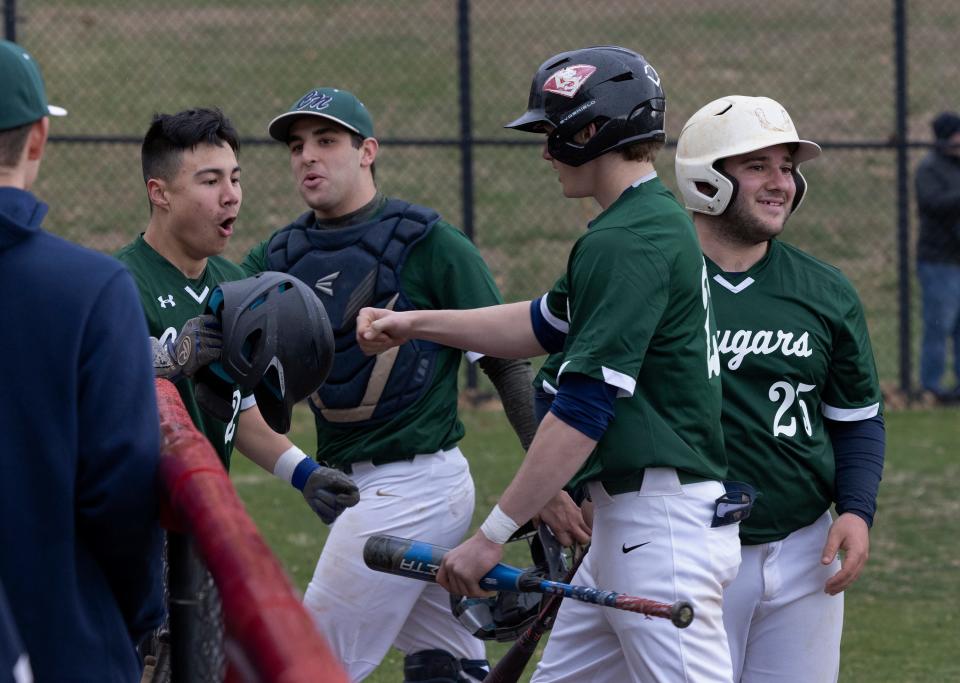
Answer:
674 95 821 216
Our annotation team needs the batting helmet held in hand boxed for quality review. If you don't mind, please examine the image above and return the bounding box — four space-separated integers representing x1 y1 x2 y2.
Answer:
505 45 666 167
674 95 821 216
450 524 568 642
200 271 335 434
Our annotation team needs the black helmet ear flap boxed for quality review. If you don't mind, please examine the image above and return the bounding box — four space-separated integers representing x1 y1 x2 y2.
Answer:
203 272 335 433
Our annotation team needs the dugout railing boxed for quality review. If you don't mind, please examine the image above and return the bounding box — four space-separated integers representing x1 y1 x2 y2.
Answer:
154 378 349 683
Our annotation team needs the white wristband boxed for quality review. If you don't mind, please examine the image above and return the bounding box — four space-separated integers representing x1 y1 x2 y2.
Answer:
273 445 309 485
479 504 521 545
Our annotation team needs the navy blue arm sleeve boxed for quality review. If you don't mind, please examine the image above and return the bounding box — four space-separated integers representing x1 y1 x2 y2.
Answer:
825 414 886 528
548 373 618 441
529 297 567 354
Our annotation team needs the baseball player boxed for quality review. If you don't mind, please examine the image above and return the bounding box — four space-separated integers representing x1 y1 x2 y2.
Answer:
358 46 744 683
239 87 558 682
674 95 886 682
116 108 358 519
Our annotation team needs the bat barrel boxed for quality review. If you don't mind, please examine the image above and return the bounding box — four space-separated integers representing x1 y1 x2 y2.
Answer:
362 535 448 583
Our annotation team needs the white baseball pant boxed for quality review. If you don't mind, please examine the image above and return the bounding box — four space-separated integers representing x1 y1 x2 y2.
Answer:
302 446 484 681
723 510 843 683
531 468 742 682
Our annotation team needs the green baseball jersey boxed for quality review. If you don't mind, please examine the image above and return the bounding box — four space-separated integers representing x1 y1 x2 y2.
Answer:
543 177 726 489
707 240 882 544
115 235 252 467
535 352 563 395
242 216 503 467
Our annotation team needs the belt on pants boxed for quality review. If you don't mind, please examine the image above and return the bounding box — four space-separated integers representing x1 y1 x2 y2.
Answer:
322 448 450 475
598 470 754 528
600 468 711 496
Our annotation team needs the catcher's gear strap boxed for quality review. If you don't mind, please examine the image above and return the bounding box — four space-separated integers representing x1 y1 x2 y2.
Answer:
826 414 885 527
477 356 537 450
403 649 489 682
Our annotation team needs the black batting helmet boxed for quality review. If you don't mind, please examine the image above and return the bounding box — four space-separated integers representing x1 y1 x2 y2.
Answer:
505 45 666 167
205 271 335 434
450 524 569 642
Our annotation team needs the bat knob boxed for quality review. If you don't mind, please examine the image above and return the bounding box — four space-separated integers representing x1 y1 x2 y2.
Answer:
670 601 695 628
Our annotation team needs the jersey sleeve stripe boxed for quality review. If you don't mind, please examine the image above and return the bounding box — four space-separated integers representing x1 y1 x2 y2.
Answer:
540 294 569 333
557 360 636 398
601 366 636 398
541 378 558 395
465 351 484 363
240 395 258 411
822 402 880 421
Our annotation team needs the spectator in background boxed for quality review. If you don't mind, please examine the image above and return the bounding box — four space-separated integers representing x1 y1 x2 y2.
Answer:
0 39 164 681
915 111 960 403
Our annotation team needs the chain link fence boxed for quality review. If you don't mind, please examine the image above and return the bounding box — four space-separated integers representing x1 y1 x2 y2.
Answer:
7 0 958 394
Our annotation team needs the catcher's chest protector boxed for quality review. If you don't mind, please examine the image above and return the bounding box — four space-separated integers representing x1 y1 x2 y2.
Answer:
266 200 440 425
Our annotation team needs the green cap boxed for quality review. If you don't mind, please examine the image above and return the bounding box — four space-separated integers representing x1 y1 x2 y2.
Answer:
268 87 374 143
0 40 67 131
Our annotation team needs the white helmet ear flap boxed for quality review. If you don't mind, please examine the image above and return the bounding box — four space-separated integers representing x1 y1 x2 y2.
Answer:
675 159 737 216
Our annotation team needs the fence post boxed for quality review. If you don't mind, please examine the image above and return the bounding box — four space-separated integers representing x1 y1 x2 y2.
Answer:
894 0 911 396
457 0 478 391
3 0 15 41
167 532 206 682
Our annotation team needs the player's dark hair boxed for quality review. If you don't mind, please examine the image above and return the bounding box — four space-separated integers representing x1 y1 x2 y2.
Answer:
0 122 33 168
350 131 376 181
141 108 239 184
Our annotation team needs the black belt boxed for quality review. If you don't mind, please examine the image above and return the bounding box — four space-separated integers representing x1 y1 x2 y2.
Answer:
599 472 756 528
600 469 711 496
319 458 358 475
320 454 420 475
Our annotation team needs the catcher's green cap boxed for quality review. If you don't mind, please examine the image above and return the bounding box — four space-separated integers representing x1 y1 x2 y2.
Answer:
0 39 67 131
268 87 374 143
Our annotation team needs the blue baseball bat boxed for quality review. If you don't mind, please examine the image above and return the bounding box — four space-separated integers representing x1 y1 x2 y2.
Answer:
362 534 693 628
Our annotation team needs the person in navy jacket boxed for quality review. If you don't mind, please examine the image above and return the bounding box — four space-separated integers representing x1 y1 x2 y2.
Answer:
0 39 164 682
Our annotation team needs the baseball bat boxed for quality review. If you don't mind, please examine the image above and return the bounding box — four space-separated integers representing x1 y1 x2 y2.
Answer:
362 535 694 628
482 545 587 683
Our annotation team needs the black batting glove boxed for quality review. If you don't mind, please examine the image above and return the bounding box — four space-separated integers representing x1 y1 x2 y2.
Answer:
301 467 360 524
174 314 223 378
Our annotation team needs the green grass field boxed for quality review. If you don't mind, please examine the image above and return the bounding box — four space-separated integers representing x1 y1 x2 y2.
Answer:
230 402 960 682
